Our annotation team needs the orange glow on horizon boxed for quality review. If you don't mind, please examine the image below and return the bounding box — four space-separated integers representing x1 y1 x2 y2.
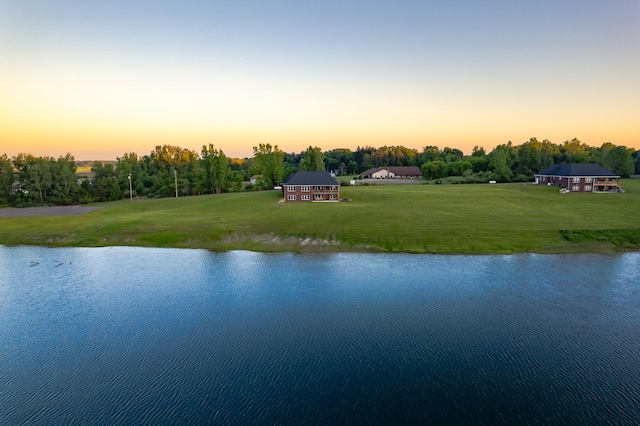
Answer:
2 56 638 160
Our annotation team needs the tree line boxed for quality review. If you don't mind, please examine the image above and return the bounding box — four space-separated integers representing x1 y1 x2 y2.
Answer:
322 139 637 183
1 138 638 207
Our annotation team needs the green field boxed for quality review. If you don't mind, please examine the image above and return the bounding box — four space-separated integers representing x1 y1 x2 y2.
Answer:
1 180 640 254
75 166 93 173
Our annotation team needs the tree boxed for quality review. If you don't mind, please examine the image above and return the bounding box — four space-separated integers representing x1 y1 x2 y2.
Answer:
440 147 463 163
539 139 560 166
354 146 375 169
489 144 514 182
421 146 441 163
447 160 473 176
361 153 375 170
347 160 360 175
560 138 593 163
117 152 145 197
201 144 231 194
300 146 325 171
108 176 123 200
468 156 489 173
231 171 244 192
146 145 199 197
51 153 78 204
602 145 634 178
514 138 544 177
91 162 119 201
395 146 419 166
323 148 354 172
13 154 54 204
471 146 486 157
253 143 285 189
468 146 489 172
421 160 447 180
28 160 52 204
229 157 253 182
0 154 14 204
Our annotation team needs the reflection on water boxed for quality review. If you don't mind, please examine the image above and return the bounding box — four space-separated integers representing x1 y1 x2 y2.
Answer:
1 246 639 425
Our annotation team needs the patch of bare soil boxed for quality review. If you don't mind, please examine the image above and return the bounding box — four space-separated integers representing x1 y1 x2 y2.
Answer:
0 206 98 217
223 233 342 247
219 232 380 253
220 233 364 252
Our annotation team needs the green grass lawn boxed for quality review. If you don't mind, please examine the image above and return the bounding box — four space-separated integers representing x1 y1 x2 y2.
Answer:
2 180 639 254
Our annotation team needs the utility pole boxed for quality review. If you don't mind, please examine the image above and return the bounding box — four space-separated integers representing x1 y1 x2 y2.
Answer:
128 173 132 201
174 169 178 198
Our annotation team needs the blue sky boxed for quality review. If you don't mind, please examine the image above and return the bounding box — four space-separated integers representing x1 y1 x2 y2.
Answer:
1 0 638 159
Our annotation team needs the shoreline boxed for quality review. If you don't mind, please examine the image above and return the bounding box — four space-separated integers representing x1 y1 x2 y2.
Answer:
0 235 634 255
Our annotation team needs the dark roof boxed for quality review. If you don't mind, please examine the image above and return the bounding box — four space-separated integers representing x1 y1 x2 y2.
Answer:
361 166 423 176
536 163 618 177
361 167 380 175
388 166 422 176
282 171 339 185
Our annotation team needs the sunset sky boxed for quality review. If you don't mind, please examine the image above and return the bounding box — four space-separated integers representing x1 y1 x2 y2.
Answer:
1 0 639 160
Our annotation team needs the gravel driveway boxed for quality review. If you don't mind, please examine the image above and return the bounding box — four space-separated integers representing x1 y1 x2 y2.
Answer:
0 206 98 217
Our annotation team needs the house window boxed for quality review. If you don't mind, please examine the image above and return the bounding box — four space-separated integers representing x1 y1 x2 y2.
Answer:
287 185 296 192
585 177 593 183
314 194 324 200
330 194 337 200
572 185 580 192
287 195 296 201
584 185 592 192
301 195 310 201
572 177 580 183
301 185 310 192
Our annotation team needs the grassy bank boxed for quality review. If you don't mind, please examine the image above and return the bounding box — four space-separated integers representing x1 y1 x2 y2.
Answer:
1 180 639 254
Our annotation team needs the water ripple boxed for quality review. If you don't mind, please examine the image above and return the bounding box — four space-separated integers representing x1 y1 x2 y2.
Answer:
1 248 639 424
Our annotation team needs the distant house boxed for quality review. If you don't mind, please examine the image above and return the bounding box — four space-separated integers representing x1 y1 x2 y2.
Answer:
534 163 621 192
360 166 423 179
282 171 340 202
250 175 261 185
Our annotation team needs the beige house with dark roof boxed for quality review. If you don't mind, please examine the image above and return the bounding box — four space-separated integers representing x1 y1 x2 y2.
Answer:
360 166 422 179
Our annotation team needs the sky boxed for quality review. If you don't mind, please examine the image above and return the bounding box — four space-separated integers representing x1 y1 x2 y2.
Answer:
1 0 639 160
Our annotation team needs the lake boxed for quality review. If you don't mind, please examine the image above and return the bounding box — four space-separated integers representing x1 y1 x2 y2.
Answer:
1 246 639 425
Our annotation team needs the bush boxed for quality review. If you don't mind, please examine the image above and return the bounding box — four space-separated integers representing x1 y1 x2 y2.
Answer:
512 174 532 183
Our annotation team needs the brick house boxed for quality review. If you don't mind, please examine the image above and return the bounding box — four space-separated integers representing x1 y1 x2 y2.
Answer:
282 171 340 202
534 163 621 192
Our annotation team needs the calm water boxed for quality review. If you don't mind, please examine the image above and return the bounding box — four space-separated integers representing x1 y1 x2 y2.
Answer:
1 246 639 425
